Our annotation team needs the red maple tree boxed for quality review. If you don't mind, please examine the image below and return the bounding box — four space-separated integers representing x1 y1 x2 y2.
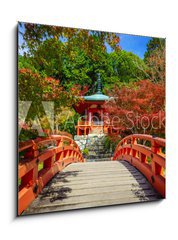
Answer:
105 80 165 138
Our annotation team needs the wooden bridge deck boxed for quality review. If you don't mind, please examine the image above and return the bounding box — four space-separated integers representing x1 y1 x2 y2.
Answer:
24 161 161 215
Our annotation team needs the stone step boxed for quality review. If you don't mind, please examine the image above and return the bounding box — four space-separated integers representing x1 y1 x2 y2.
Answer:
88 151 112 155
86 158 112 162
84 153 113 158
74 135 114 160
86 147 105 150
85 144 105 147
87 154 113 159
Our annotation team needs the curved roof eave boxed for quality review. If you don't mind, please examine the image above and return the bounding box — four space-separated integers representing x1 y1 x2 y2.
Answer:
84 93 110 101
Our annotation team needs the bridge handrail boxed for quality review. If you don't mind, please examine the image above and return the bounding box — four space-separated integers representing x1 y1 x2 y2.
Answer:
18 135 84 215
113 134 165 198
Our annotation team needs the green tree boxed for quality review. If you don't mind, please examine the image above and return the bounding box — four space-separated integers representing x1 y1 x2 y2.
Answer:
19 22 121 92
61 46 93 89
18 55 37 72
19 22 120 61
144 38 165 62
144 38 165 83
32 38 63 79
102 51 147 90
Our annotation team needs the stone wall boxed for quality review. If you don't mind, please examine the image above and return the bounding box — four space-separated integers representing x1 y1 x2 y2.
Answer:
74 134 113 161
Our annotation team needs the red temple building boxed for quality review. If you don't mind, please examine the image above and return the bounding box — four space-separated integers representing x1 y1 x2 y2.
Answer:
74 75 116 136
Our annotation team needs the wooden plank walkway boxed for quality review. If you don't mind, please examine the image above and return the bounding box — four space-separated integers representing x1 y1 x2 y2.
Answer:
24 161 161 215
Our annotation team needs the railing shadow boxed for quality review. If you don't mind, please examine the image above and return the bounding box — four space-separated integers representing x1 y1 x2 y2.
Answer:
118 160 162 201
38 170 81 202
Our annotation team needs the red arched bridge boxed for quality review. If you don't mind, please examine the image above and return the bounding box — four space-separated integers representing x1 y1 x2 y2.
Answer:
18 134 165 215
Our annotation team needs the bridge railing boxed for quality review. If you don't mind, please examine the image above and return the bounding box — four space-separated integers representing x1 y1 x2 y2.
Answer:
113 134 165 198
18 135 84 215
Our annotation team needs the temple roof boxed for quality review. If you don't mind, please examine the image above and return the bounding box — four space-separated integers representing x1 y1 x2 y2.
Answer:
84 93 109 101
84 74 109 102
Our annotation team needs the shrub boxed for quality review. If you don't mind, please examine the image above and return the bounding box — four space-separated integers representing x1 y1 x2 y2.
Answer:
82 148 89 156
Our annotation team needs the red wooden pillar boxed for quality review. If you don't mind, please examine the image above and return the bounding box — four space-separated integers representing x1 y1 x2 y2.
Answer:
77 126 80 136
151 139 161 176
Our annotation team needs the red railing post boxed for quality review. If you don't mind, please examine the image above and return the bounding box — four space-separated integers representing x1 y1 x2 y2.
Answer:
151 138 161 176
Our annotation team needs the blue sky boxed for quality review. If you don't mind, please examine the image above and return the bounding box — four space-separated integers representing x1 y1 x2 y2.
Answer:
18 24 25 55
18 23 151 59
119 33 152 59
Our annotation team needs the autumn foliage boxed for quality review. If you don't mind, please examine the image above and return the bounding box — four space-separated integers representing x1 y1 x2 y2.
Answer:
105 80 165 137
18 68 81 103
18 23 165 141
